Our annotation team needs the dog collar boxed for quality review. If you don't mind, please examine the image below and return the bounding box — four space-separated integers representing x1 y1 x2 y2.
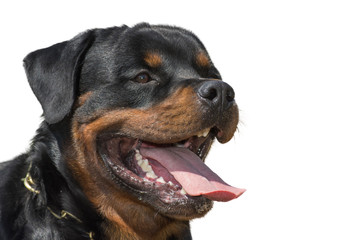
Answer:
22 161 95 240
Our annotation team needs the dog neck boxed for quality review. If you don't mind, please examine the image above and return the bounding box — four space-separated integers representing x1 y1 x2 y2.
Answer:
19 121 101 239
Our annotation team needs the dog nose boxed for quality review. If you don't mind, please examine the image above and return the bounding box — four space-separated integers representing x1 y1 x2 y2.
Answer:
197 81 235 111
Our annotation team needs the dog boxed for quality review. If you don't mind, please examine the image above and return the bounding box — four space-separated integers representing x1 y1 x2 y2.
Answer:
0 23 245 240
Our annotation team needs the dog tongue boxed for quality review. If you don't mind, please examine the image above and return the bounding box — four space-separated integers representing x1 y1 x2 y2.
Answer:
140 147 245 202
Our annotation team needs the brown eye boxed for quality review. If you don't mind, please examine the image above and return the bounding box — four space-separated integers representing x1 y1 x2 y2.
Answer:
134 73 151 83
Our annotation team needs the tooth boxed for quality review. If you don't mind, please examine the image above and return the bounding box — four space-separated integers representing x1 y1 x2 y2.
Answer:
140 160 152 172
137 158 142 165
203 130 209 137
197 128 210 138
180 188 187 195
146 171 158 179
168 181 174 186
156 177 166 183
135 150 143 161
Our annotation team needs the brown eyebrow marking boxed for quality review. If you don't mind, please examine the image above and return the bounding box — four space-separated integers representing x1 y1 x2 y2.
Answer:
196 51 211 68
144 52 163 68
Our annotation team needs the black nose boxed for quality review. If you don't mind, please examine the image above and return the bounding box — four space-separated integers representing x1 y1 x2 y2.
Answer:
197 81 235 111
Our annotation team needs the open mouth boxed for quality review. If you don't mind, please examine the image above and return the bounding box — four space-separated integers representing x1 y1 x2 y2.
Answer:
97 127 245 205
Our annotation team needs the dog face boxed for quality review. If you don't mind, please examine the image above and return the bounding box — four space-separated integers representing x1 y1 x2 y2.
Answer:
24 23 244 235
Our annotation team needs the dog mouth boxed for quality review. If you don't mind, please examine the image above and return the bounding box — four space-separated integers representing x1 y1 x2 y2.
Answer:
97 127 245 206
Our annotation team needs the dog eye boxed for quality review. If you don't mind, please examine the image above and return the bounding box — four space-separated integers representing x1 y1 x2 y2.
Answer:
134 73 151 83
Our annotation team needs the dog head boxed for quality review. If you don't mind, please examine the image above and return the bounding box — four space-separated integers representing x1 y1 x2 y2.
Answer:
24 23 245 237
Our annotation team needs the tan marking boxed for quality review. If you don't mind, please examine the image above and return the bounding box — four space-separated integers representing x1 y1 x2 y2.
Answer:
196 51 211 68
144 52 162 68
76 91 93 107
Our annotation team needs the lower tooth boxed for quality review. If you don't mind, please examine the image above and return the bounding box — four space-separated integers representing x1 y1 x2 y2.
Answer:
140 161 152 172
156 177 166 183
135 150 143 161
180 188 187 195
146 171 157 179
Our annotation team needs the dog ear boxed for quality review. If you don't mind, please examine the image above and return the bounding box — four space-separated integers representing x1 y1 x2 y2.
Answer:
23 31 95 124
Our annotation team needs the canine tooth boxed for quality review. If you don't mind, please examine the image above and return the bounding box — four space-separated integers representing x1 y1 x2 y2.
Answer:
197 128 210 138
146 171 157 179
156 177 166 183
180 188 187 195
202 129 210 137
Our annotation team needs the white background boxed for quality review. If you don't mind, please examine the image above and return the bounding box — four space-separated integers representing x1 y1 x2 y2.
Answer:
1 1 360 239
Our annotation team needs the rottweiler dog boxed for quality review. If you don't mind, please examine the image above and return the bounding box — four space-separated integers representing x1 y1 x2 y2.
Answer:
0 23 245 240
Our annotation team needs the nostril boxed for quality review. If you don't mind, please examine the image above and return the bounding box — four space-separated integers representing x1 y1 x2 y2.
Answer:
226 95 233 102
199 85 219 102
206 88 218 101
225 88 235 102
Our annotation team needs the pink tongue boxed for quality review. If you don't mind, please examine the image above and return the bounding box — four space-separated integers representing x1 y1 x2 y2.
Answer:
140 147 246 202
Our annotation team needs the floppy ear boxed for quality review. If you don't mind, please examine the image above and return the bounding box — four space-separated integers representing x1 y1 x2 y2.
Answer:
23 31 95 124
